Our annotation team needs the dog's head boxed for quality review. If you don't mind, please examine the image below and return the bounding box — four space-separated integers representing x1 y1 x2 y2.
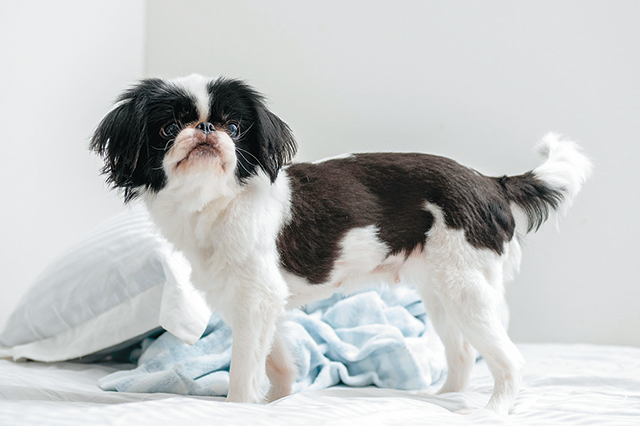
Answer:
91 74 297 204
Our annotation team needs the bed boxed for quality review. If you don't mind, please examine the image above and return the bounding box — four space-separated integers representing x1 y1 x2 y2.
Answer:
1 343 639 425
1 208 638 425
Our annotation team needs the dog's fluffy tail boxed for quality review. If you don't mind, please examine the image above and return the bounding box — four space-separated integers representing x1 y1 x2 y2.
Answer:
500 133 592 235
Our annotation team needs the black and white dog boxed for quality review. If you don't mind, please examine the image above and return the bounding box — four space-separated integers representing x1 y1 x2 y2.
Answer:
91 74 591 414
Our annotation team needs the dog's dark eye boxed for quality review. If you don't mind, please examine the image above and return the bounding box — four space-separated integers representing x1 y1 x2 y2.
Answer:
227 123 239 138
160 122 180 139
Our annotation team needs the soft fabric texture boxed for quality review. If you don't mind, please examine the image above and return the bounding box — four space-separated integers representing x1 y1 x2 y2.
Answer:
99 287 447 396
0 206 211 362
3 343 638 426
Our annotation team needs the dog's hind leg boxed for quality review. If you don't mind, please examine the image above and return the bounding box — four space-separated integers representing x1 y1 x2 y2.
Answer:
420 203 524 414
419 285 475 394
433 268 524 415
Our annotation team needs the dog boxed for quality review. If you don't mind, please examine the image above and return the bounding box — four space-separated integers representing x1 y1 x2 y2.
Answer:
91 74 591 414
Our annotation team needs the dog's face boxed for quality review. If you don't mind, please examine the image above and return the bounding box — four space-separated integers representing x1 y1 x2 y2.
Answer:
91 74 297 203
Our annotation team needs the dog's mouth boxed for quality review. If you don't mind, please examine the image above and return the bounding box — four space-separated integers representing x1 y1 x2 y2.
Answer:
176 141 220 168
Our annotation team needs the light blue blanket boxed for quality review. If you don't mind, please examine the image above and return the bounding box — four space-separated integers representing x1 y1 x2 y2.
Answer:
99 287 448 396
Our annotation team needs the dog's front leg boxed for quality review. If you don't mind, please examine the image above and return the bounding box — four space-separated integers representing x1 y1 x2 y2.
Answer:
225 276 287 404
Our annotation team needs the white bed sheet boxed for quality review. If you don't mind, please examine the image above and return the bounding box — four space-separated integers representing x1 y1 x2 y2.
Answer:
1 343 639 425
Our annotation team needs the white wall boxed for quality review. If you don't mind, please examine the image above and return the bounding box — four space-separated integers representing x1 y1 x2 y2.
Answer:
0 1 144 330
145 1 640 345
2 1 637 348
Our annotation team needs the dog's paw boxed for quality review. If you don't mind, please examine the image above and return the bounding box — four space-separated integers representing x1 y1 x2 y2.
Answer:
483 403 511 416
226 390 267 404
266 386 291 403
415 387 443 397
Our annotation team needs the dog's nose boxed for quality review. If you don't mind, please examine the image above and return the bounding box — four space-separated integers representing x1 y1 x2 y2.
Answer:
196 122 216 134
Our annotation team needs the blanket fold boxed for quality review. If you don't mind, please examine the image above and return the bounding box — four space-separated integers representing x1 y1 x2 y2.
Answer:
99 287 447 396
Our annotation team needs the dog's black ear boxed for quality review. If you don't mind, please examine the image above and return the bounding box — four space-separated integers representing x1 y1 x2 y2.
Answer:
255 105 297 182
90 82 159 202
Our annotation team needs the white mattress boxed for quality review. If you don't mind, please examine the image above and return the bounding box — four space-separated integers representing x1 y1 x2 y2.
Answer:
1 343 638 425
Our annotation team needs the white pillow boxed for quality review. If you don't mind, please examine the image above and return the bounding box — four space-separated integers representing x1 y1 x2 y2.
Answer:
0 206 211 362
